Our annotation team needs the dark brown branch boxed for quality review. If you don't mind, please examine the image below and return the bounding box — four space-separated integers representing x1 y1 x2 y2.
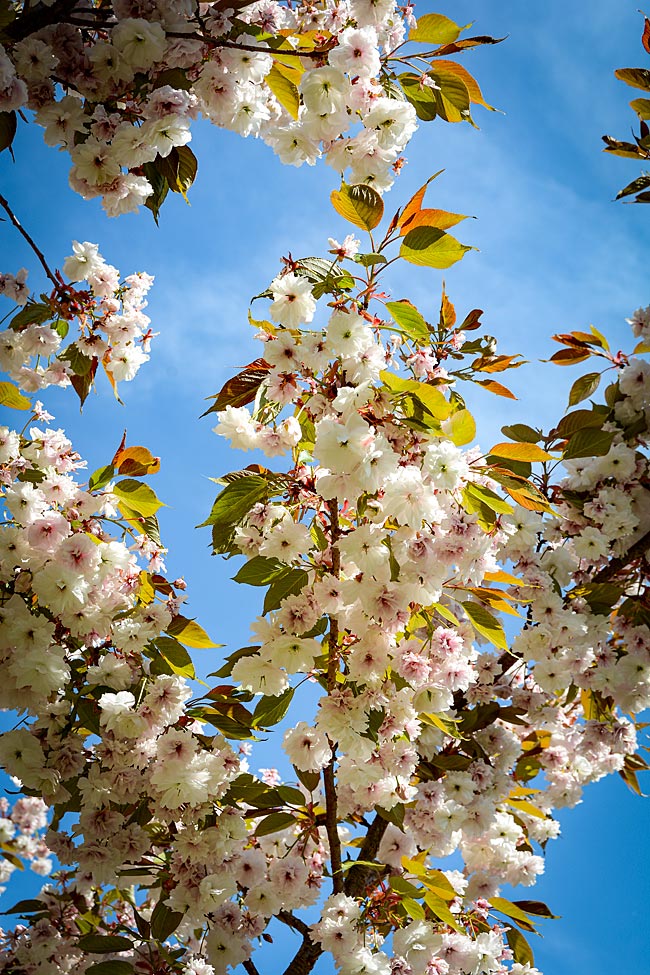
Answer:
323 499 343 893
344 813 389 898
0 191 64 297
591 526 650 585
278 911 311 937
281 935 322 975
243 960 261 975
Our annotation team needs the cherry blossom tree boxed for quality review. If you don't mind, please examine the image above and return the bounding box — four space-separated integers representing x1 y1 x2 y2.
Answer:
0 5 648 975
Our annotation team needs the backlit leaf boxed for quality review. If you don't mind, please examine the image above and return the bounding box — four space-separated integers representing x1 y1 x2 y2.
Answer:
408 13 466 44
400 226 474 269
331 182 384 230
562 428 615 460
462 601 508 650
615 67 650 91
113 479 163 518
489 442 552 462
266 63 300 119
445 408 476 445
385 300 429 343
0 381 31 410
167 616 221 649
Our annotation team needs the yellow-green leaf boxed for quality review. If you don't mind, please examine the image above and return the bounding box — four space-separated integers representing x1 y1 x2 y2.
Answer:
331 182 384 231
400 226 474 269
462 601 508 650
385 300 429 343
409 13 467 45
489 442 553 462
0 381 31 410
381 371 451 420
444 408 476 446
489 897 537 926
113 479 164 518
266 63 300 119
167 615 222 649
423 891 463 932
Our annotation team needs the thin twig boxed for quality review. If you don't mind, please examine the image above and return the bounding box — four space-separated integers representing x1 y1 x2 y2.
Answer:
164 30 329 58
0 191 63 297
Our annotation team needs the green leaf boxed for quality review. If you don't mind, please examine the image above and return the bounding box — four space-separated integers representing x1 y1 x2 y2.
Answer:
331 182 384 231
400 226 474 269
0 109 16 153
232 556 287 586
263 568 309 614
293 257 355 299
568 372 601 406
514 899 559 919
255 811 296 836
60 342 94 376
296 767 321 792
403 897 426 920
556 409 605 438
615 67 650 91
1 898 46 915
198 475 268 529
157 145 197 199
423 891 463 932
150 900 184 941
501 424 540 444
506 926 535 967
399 73 440 121
354 253 387 267
489 896 537 927
143 160 169 224
463 482 514 516
252 687 294 728
77 934 134 953
462 601 508 650
430 69 472 123
0 381 31 410
562 428 615 460
381 371 451 419
152 637 195 678
10 302 52 330
85 964 135 975
113 479 163 518
385 300 430 343
277 784 306 805
88 465 115 492
630 97 650 119
408 13 466 44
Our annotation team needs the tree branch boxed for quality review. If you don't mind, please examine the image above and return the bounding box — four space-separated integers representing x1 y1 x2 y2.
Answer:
0 191 64 297
344 813 389 898
243 960 261 975
278 911 311 937
591 526 650 584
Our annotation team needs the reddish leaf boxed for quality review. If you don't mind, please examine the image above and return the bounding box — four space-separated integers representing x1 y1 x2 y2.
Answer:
643 17 650 54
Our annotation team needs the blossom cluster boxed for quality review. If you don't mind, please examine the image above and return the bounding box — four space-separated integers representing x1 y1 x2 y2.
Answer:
0 796 51 897
0 1 491 217
0 241 154 396
0 231 647 974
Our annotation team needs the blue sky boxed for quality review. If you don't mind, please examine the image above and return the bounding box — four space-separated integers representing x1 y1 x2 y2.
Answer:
1 1 649 972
